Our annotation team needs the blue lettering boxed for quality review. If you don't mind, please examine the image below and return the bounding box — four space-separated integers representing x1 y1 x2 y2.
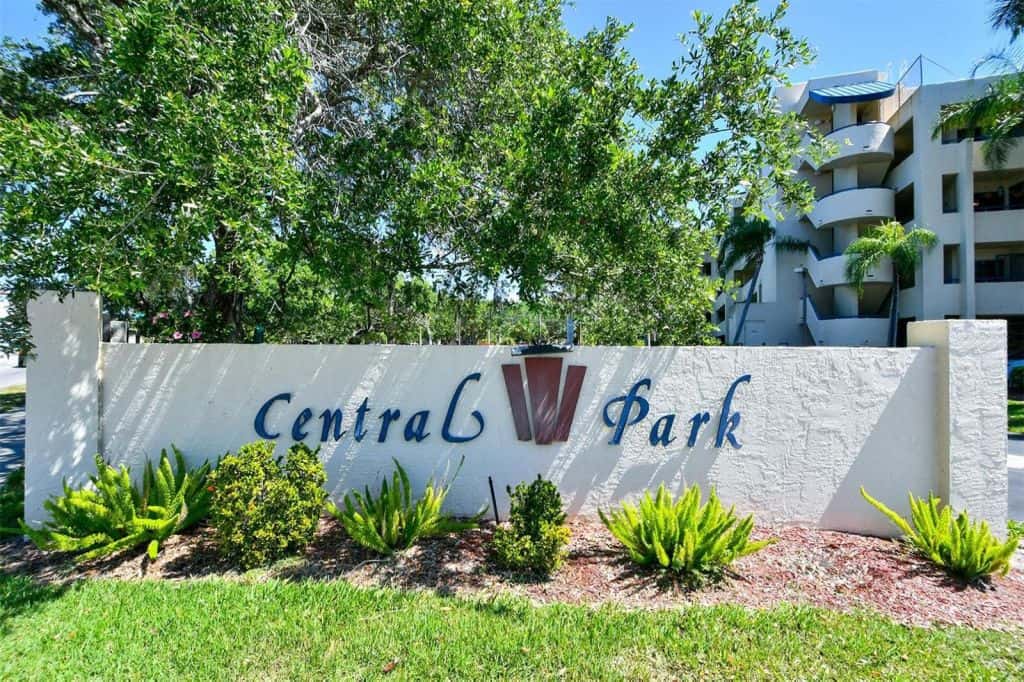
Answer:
254 393 291 439
404 410 431 442
354 398 370 442
715 375 751 449
603 379 651 445
687 412 711 447
442 373 485 443
320 409 346 441
649 414 676 447
378 409 401 442
292 407 313 441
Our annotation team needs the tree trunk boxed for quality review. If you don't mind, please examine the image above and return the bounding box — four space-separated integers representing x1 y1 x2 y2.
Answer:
731 257 762 346
888 269 900 347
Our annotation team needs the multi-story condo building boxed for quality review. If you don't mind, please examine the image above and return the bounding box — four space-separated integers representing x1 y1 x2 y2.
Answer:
713 69 1024 359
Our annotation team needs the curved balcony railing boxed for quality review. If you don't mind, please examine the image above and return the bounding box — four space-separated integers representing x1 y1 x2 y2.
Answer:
806 122 894 172
803 295 889 346
801 244 892 288
805 186 895 230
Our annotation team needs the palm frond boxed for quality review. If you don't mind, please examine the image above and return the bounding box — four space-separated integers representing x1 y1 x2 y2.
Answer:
991 0 1024 39
774 236 810 253
718 216 774 275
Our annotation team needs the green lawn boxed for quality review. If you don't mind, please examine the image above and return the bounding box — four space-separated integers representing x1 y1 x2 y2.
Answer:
1011 399 1024 434
0 384 24 413
0 576 1020 680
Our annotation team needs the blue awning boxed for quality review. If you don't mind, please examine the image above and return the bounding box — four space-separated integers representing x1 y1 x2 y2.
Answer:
808 80 896 105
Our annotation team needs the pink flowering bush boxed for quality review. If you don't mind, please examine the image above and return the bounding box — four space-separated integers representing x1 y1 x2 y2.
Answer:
145 307 203 343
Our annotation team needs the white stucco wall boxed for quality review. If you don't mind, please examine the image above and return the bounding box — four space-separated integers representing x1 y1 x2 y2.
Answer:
24 294 1008 537
24 292 101 526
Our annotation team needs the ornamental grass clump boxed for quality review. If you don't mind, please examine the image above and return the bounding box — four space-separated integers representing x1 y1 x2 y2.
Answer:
861 487 1019 582
208 441 326 569
599 483 772 584
22 447 211 561
328 458 482 555
491 476 570 576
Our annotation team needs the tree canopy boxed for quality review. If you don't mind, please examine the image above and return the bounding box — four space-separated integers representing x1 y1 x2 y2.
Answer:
1 0 817 351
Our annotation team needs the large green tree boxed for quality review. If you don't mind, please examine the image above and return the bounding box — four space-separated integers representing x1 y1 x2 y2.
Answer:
1 0 818 350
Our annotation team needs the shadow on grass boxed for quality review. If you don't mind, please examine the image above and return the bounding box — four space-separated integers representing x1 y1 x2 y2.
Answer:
878 540 1001 593
0 574 67 635
0 387 25 413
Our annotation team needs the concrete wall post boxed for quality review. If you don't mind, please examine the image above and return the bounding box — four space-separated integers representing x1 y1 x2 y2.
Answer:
908 319 1007 533
24 292 102 527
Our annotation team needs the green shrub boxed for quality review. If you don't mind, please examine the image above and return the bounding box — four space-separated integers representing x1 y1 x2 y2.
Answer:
22 447 211 561
1009 520 1024 541
492 476 570 575
1009 366 1024 393
208 440 326 569
0 467 25 536
861 488 1019 581
327 458 482 555
599 483 772 584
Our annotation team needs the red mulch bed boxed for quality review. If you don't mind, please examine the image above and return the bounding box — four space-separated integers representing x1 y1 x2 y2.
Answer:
2 517 1022 630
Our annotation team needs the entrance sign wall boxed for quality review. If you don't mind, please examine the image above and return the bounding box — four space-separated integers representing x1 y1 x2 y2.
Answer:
24 293 1009 536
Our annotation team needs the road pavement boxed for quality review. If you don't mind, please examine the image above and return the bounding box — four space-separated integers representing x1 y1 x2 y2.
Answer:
1010 438 1023 523
0 362 25 390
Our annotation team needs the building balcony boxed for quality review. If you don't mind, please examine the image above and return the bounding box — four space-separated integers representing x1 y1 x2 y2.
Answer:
801 245 892 288
803 296 889 346
805 187 895 230
976 281 1024 316
807 122 894 172
975 208 1024 243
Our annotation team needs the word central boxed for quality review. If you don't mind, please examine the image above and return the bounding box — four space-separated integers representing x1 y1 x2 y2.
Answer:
253 373 485 444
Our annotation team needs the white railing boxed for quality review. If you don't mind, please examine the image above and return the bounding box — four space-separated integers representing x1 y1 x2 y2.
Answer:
801 245 892 288
806 187 895 230
805 122 894 171
803 295 890 347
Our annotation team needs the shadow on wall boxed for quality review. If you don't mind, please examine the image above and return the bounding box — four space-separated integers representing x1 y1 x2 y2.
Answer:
25 293 101 525
93 342 942 531
819 349 939 536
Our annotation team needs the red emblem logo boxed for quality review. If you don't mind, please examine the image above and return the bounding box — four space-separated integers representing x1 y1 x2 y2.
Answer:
501 357 586 444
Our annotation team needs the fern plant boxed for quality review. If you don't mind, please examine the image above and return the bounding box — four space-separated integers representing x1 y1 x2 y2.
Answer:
328 458 483 555
1009 520 1024 541
22 447 211 561
861 488 1019 581
599 483 772 584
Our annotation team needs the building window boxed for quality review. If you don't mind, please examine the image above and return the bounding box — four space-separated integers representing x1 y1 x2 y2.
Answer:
895 183 914 224
976 253 1024 282
893 119 914 166
939 106 984 144
972 171 1024 211
943 244 960 284
942 174 958 213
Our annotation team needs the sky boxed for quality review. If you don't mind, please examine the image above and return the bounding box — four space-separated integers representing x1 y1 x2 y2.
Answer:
0 1 1011 86
560 0 1008 85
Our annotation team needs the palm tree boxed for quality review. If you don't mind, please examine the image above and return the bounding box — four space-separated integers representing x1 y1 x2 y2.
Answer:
933 0 1024 167
992 0 1024 39
844 221 937 347
718 216 807 345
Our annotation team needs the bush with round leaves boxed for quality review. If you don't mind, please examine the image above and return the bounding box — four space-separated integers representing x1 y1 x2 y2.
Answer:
208 440 326 569
491 475 570 576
